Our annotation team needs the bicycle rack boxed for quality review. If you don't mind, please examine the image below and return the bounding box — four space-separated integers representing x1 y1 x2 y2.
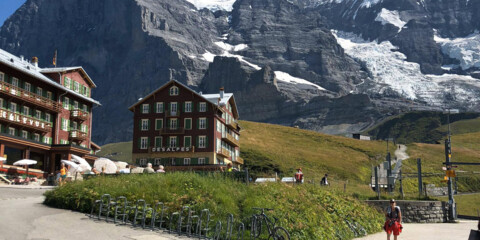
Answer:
213 220 222 240
197 209 211 238
89 199 102 219
225 213 234 240
179 206 194 235
133 199 150 228
250 215 258 239
150 202 168 230
113 196 128 224
98 194 113 222
236 222 245 240
169 211 181 234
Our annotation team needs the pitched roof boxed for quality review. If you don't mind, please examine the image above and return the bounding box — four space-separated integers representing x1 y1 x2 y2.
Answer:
0 48 100 105
41 67 97 88
128 80 239 118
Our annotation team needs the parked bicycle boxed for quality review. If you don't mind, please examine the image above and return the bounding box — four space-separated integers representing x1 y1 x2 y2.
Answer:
251 208 290 240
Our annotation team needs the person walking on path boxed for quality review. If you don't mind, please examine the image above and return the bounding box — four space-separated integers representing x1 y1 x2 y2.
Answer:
384 199 402 240
59 163 67 186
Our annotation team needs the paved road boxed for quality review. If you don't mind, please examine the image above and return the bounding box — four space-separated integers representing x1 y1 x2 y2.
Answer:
354 220 478 240
0 188 186 240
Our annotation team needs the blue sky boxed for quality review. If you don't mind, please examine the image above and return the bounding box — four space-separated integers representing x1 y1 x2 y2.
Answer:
0 0 26 26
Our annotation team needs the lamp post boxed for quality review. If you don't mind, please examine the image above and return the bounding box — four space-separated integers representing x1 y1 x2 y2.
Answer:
444 108 458 221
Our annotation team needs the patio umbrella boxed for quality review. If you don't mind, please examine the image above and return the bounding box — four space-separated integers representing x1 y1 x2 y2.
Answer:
93 158 117 174
114 161 128 170
71 154 92 172
0 157 6 161
61 160 80 172
13 159 37 177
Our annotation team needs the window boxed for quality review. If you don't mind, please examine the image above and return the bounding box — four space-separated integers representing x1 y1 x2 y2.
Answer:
170 118 177 130
184 136 191 147
170 102 177 115
141 119 149 131
36 87 43 97
155 119 163 130
199 136 207 148
0 72 3 82
199 118 207 129
199 102 207 112
34 134 40 142
64 97 70 110
83 86 88 96
74 81 79 92
139 158 147 167
155 136 162 147
140 137 148 149
198 158 205 165
154 158 161 166
23 106 29 116
47 91 52 100
142 104 149 114
24 82 31 92
22 130 28 139
184 118 192 130
74 101 79 110
216 138 221 152
12 78 19 87
8 127 15 136
10 102 17 113
185 102 192 112
169 136 177 148
83 104 88 113
0 98 3 109
184 158 191 165
45 113 51 123
72 121 78 131
35 110 41 119
217 120 221 132
169 86 179 96
44 137 51 144
64 77 71 88
61 118 68 131
171 158 176 166
156 102 164 113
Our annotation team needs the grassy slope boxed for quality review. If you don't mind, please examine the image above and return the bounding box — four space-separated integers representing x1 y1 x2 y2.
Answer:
436 117 480 135
437 193 480 216
44 173 384 240
99 121 395 183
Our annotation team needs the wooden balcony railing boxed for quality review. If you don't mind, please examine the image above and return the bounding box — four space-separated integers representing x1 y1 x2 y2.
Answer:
159 127 185 135
0 108 52 133
217 147 231 158
222 133 240 147
234 156 244 165
71 110 89 122
226 121 238 130
165 111 180 117
69 130 87 142
0 81 61 112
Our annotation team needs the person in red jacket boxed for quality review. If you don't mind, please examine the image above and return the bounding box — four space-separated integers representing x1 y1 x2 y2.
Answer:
294 168 303 184
385 199 402 240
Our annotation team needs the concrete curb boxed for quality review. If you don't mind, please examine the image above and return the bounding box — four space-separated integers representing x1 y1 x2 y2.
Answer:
0 185 56 189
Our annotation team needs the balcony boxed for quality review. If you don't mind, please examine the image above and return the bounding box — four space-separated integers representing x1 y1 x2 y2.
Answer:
166 111 180 117
234 156 244 165
69 130 87 142
159 127 185 135
0 81 61 112
217 147 231 158
71 109 89 122
222 133 240 147
0 108 52 133
226 121 238 130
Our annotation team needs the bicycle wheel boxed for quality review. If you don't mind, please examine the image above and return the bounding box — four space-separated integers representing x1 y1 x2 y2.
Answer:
252 216 262 238
268 226 290 240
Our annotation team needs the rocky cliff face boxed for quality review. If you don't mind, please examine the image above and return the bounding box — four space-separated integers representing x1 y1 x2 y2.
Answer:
0 0 478 144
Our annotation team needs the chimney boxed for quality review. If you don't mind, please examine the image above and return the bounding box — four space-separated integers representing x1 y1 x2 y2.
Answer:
220 87 224 99
31 57 38 68
20 55 24 62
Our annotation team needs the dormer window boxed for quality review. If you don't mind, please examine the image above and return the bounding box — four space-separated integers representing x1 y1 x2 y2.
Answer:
169 86 179 96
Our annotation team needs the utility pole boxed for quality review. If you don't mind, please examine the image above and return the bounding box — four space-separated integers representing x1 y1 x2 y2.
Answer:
417 158 422 198
375 166 380 200
387 152 392 193
399 170 404 200
444 108 457 221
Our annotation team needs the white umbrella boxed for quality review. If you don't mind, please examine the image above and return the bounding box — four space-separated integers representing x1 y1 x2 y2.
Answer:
13 159 37 166
94 158 117 174
61 160 80 171
114 161 128 170
0 156 6 161
71 154 92 172
13 159 37 177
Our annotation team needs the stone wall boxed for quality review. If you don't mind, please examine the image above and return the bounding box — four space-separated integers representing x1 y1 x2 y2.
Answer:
365 200 447 223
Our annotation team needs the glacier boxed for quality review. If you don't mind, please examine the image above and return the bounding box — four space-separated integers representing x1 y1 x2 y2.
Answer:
375 8 406 32
434 31 480 70
185 0 236 11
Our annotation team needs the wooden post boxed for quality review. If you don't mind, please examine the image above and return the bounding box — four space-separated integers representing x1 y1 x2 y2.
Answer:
0 144 4 169
417 158 423 198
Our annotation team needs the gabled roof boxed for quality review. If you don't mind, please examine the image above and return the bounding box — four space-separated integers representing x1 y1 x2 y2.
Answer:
0 48 100 105
41 67 97 88
128 80 239 119
202 93 239 119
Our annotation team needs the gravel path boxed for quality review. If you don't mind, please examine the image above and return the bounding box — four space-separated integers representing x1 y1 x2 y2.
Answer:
354 220 478 240
0 188 188 240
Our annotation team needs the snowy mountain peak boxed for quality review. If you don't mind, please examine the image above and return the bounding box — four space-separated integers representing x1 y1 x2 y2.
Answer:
185 0 236 11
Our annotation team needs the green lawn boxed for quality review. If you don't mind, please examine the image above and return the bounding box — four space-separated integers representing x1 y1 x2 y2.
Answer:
97 141 133 163
437 193 480 216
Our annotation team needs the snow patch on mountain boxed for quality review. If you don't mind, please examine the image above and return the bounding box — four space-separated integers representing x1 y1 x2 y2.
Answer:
274 71 326 91
214 41 248 52
185 0 236 11
375 8 406 32
201 50 261 70
332 30 480 107
434 31 480 70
